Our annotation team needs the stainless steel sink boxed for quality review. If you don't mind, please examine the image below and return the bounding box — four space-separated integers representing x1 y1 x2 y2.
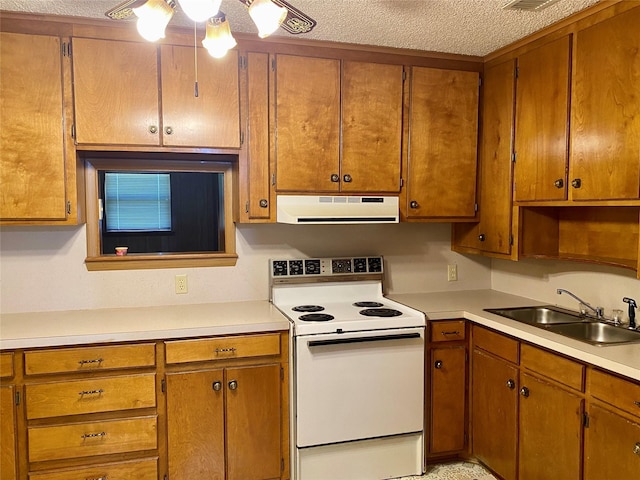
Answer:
545 322 640 346
485 306 587 325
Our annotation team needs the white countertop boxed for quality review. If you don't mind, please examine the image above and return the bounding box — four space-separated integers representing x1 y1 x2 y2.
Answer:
2 290 639 382
0 301 290 350
389 290 640 382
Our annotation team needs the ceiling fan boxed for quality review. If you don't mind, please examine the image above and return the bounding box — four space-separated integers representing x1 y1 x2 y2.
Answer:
105 0 317 35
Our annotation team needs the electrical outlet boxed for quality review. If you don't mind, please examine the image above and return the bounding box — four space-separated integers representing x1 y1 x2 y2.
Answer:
175 274 188 294
447 264 458 282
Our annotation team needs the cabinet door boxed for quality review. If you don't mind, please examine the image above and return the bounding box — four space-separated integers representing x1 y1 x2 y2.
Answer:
0 385 17 480
275 54 340 192
161 45 240 148
584 404 640 479
570 7 640 200
239 51 272 222
453 60 515 255
166 370 225 480
518 372 582 480
226 364 281 480
73 38 160 146
430 346 466 454
472 349 518 480
341 61 403 193
407 67 479 219
0 32 67 221
514 36 570 202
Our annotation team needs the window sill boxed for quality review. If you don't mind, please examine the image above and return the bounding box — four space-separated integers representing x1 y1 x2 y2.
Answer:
85 253 238 271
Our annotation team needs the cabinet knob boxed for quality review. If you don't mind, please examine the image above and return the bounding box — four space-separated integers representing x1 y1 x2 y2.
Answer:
212 381 222 391
165 126 174 135
634 442 640 456
554 178 564 188
148 125 158 134
478 234 486 242
410 200 419 209
434 360 443 369
571 178 582 189
506 379 515 390
343 174 352 183
331 174 340 182
520 386 530 398
259 199 268 208
228 380 238 390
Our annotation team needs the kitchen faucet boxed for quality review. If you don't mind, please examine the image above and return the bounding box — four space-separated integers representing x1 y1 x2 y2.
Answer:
623 297 637 330
556 289 604 320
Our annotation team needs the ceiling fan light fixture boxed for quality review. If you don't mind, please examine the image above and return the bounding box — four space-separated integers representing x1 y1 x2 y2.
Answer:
177 0 221 23
133 0 176 41
248 0 288 38
202 13 237 58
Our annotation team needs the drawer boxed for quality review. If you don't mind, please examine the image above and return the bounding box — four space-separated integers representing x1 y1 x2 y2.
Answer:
1 352 14 378
165 333 280 364
28 415 157 462
25 344 156 375
431 320 465 342
521 344 584 391
590 369 640 417
472 326 519 364
28 457 158 480
26 373 156 419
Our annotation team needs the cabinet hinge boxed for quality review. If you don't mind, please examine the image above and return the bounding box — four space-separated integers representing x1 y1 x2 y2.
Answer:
66 201 71 215
15 391 20 406
161 378 166 394
515 66 519 78
62 42 72 58
271 173 276 186
164 475 168 480
478 76 482 87
512 151 517 163
240 131 245 145
474 203 478 213
239 55 247 69
245 201 249 214
271 58 276 71
400 177 404 188
281 458 285 472
281 366 285 381
583 412 590 428
71 123 76 140
509 234 514 246
402 70 406 82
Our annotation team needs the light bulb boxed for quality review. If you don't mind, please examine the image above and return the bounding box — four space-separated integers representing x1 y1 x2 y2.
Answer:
202 13 237 58
133 0 176 42
248 0 287 38
178 0 221 23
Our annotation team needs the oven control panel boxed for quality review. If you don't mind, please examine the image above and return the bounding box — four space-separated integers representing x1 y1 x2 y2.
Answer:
271 256 383 278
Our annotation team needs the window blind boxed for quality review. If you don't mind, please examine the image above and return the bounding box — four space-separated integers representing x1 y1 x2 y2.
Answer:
104 172 171 232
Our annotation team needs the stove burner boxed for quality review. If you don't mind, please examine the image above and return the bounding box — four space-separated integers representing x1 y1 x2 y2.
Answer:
359 308 403 317
353 301 384 308
299 313 335 322
292 305 325 312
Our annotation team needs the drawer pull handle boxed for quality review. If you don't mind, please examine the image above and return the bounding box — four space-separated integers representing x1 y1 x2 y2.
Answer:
79 389 104 396
215 347 237 354
441 331 460 336
81 432 106 440
78 358 103 366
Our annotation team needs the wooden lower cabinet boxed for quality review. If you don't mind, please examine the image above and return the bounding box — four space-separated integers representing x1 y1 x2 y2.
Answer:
166 364 282 480
471 348 518 480
518 372 583 480
1 384 18 480
27 458 158 480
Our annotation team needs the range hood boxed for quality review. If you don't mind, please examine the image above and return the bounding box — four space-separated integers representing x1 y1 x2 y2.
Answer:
276 195 399 224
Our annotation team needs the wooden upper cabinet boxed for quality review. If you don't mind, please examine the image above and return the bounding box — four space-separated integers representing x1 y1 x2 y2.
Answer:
341 61 403 193
160 45 240 148
275 54 341 192
72 38 160 146
406 67 479 219
0 32 68 222
570 6 640 200
514 36 571 202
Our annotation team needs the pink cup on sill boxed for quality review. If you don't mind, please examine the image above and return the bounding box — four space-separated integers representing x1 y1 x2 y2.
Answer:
115 246 128 256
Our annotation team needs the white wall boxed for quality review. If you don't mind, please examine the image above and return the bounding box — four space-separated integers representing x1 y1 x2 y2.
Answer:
491 258 640 318
0 223 491 314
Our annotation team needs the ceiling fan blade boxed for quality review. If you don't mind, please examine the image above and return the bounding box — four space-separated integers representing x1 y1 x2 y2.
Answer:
105 0 147 20
237 0 317 34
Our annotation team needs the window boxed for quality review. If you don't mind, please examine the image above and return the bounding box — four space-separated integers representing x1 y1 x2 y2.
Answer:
84 154 237 271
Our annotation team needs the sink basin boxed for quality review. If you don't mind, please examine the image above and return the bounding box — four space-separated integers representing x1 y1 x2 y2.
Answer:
545 322 640 346
485 306 587 325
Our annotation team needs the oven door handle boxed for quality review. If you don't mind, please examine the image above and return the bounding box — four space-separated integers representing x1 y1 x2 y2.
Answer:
307 332 421 347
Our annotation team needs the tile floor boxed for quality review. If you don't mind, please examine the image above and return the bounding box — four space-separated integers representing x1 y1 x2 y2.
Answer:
395 461 497 479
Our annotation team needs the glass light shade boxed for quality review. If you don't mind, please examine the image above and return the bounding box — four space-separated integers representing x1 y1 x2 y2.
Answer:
248 0 287 38
202 14 237 58
177 0 221 23
133 0 175 42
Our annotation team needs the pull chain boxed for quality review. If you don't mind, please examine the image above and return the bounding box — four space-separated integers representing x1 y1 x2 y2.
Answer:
193 22 199 97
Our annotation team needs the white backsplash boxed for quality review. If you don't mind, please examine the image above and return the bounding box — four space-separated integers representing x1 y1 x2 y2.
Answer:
0 223 491 314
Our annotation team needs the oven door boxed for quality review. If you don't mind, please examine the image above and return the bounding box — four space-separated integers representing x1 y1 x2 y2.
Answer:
294 327 424 448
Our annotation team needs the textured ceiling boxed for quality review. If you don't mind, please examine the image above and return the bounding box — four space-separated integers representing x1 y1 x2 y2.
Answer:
0 0 600 56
